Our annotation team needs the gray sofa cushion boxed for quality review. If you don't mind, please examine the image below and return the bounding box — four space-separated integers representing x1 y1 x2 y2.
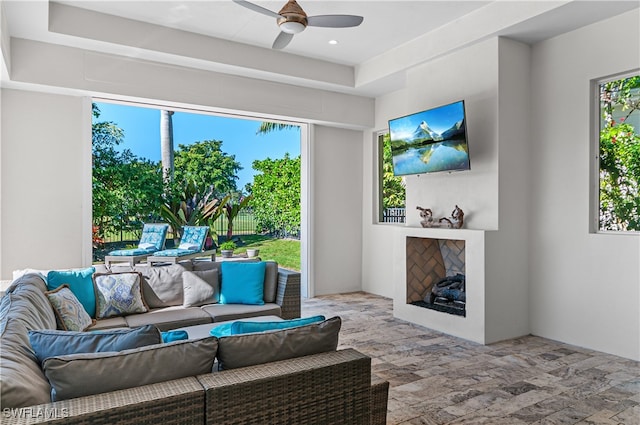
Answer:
183 269 219 307
28 325 162 364
0 274 57 408
202 303 282 323
124 306 212 331
135 263 194 308
216 316 341 370
43 337 218 401
89 315 128 330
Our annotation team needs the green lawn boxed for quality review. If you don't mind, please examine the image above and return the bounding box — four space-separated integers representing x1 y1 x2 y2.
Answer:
234 235 300 271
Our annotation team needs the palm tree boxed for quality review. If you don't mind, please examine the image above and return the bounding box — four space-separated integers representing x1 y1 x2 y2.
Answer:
256 122 297 135
160 110 175 182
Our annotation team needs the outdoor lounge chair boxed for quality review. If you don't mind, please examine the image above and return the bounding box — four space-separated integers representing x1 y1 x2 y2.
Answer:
147 225 216 265
104 223 169 266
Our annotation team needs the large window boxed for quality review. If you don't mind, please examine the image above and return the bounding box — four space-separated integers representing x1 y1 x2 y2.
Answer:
596 72 640 232
377 131 406 223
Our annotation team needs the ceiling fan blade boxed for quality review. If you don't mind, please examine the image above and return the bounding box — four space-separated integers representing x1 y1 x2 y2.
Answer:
306 15 364 28
232 0 281 19
272 32 294 49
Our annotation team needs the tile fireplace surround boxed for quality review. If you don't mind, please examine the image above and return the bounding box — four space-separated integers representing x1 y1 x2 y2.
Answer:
392 226 529 345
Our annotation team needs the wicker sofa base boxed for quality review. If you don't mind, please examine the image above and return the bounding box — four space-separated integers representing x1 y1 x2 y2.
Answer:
8 349 388 425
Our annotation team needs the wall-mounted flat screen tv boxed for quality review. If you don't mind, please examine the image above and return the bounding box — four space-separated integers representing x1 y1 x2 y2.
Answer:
388 100 470 176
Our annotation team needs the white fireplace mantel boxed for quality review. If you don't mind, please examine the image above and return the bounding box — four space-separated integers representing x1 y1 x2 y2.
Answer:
393 226 528 345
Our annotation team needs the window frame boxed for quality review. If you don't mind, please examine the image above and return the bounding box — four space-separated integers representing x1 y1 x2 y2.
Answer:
590 69 640 235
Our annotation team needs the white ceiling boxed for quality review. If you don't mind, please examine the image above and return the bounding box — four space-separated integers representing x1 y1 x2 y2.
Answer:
2 0 639 96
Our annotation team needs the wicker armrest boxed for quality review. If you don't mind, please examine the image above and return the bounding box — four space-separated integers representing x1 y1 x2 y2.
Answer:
197 349 373 425
276 267 301 319
370 376 390 425
6 377 204 425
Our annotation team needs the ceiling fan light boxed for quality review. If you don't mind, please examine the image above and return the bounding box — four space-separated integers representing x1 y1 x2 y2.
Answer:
280 21 305 34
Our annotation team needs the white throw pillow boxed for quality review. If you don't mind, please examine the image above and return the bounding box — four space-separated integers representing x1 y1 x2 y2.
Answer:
178 243 200 251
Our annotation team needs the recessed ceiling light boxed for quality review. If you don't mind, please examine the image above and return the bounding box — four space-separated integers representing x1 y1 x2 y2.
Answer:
328 40 338 45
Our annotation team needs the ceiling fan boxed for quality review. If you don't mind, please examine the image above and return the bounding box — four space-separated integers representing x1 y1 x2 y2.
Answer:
233 0 364 50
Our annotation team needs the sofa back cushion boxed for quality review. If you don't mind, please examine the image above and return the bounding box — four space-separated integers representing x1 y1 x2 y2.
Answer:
0 274 57 408
136 263 193 308
43 337 218 401
216 316 341 370
194 260 278 303
28 325 162 364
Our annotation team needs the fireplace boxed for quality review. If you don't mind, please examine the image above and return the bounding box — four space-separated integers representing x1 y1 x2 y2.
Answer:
406 237 466 316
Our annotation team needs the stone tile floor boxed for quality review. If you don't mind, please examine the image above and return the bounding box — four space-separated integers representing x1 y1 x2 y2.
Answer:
302 292 640 425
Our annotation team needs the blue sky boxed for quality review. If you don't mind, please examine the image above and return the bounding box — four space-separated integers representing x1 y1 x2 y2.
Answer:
93 102 301 190
389 100 465 140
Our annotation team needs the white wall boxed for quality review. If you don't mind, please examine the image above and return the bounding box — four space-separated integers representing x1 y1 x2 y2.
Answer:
529 10 640 361
0 38 370 290
312 125 363 295
1 89 91 276
362 38 501 300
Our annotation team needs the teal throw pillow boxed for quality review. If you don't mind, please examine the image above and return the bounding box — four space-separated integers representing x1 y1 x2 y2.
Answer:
28 325 161 364
230 316 326 335
47 268 96 318
209 322 234 338
161 330 189 343
220 261 266 305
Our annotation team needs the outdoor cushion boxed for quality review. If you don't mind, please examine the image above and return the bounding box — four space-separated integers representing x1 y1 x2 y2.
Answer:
43 337 218 401
202 303 282 323
108 248 154 256
0 274 57 408
46 285 94 332
93 272 147 318
152 248 199 257
28 325 161 364
192 260 278 303
124 306 212 331
47 267 96 317
209 316 324 338
135 263 193 308
183 269 219 307
161 330 189 343
88 315 128 330
220 261 265 305
216 316 341 370
230 315 325 335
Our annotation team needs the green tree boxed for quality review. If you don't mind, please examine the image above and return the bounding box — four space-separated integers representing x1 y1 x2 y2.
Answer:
92 105 164 240
172 140 241 198
223 195 253 240
599 75 640 231
251 154 301 236
382 133 405 209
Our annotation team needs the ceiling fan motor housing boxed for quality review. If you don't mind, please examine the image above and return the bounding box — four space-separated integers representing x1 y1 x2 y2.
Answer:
277 0 308 33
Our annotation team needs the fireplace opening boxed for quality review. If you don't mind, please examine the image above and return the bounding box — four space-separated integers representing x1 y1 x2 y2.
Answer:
406 237 466 317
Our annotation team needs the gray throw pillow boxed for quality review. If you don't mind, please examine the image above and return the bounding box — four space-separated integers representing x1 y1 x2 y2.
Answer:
183 269 219 307
216 316 341 370
43 337 218 401
28 325 162 364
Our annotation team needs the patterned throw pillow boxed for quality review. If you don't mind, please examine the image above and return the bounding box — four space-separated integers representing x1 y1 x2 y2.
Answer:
93 272 147 318
46 285 94 331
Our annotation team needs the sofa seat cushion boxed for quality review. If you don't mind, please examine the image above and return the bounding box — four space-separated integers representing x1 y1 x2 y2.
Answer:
43 337 218 401
216 317 341 370
88 316 128 330
0 274 57 408
124 306 212 331
202 303 282 323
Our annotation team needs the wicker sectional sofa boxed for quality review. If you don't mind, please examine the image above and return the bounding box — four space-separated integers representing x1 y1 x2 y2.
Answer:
0 268 389 424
